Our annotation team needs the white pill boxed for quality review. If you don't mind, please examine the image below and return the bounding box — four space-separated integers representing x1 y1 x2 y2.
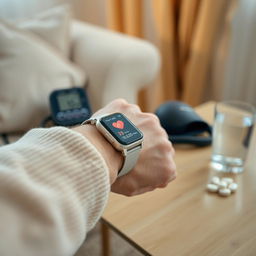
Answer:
221 177 233 185
218 181 228 189
206 183 219 192
218 188 231 197
211 176 220 185
229 183 238 192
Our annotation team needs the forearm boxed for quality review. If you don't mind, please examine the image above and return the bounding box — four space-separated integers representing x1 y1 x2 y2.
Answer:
0 127 110 256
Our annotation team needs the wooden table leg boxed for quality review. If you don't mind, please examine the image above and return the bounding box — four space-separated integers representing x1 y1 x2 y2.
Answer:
101 220 110 256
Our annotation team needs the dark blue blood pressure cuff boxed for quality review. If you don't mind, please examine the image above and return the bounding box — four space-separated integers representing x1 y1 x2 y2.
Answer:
155 101 212 147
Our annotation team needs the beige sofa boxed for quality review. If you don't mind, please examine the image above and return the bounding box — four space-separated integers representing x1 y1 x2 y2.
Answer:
0 0 160 112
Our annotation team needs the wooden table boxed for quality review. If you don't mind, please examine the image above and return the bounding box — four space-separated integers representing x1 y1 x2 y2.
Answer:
102 102 256 256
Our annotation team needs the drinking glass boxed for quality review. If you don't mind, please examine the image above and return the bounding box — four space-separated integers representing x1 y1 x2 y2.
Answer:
211 101 255 173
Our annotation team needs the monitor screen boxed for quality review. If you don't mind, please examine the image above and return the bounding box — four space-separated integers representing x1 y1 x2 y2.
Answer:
57 92 82 111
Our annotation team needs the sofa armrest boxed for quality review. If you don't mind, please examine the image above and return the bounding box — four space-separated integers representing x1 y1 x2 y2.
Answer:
70 20 160 111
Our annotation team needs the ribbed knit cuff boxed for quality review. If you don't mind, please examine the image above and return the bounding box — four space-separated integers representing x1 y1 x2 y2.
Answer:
0 127 110 255
19 127 110 229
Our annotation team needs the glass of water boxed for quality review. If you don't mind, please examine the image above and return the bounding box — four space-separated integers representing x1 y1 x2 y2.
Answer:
211 101 255 173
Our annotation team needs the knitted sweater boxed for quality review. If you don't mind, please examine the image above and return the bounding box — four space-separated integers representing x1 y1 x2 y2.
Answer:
0 127 110 256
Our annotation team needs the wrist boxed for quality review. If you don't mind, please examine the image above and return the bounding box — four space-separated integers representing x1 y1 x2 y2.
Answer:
73 125 123 184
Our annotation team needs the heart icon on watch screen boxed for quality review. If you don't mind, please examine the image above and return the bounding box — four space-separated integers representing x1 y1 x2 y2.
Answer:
112 120 124 129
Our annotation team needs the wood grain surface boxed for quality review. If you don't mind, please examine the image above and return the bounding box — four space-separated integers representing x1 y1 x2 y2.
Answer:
102 102 256 256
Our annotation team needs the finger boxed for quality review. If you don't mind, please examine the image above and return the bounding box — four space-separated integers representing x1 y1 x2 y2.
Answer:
122 103 142 119
92 98 129 117
110 98 128 108
168 161 177 182
129 104 141 113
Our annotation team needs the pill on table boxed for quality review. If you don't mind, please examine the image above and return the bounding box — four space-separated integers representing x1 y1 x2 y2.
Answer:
211 176 220 185
218 188 231 197
206 183 219 192
221 177 233 184
218 181 228 189
229 183 238 192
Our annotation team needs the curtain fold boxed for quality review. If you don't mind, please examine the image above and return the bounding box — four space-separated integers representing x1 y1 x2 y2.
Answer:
123 0 142 36
223 0 256 105
182 0 229 106
107 0 234 110
152 0 178 104
178 0 200 91
106 0 123 32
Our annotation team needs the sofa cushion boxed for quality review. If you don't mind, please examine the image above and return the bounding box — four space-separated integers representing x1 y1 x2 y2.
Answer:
0 20 85 133
17 5 71 57
0 0 65 21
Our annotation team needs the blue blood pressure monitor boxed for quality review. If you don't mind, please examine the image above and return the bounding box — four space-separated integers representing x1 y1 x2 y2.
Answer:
50 88 91 126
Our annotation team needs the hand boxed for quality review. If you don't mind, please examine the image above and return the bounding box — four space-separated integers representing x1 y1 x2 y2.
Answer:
93 99 177 196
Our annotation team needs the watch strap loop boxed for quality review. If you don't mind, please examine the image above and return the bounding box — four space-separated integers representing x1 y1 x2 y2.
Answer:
81 118 97 125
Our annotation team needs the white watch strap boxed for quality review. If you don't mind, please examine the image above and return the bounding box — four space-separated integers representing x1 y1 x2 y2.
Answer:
118 144 141 177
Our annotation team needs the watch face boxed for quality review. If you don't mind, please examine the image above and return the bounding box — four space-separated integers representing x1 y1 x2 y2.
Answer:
100 113 143 145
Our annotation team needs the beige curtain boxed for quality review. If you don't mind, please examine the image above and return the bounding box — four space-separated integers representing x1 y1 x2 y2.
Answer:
107 0 235 110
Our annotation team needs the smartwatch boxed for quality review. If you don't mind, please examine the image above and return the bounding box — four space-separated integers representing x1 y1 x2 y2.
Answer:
82 113 143 177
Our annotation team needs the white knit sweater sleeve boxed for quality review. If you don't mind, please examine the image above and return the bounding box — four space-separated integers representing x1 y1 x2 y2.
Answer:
0 127 110 256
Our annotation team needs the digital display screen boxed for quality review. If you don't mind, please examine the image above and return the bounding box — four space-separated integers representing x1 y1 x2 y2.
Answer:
57 92 82 111
100 113 143 145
